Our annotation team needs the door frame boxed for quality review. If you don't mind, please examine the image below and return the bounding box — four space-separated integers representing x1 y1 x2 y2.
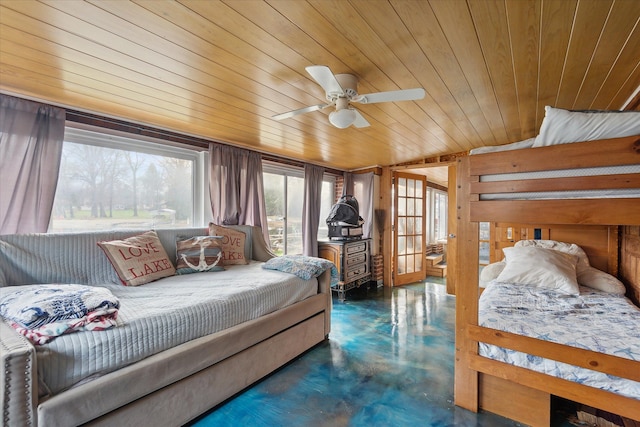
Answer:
381 163 456 289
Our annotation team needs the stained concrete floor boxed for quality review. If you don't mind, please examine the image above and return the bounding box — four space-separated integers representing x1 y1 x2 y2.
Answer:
190 279 578 427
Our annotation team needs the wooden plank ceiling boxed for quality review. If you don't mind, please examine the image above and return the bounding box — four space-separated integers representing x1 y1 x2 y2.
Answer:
1 0 639 171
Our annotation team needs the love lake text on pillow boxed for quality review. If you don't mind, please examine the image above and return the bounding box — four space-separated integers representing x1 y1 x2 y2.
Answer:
116 241 173 280
219 234 245 262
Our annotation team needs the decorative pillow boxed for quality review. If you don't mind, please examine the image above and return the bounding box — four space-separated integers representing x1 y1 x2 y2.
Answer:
208 224 249 265
98 231 176 286
533 106 640 147
262 255 339 285
175 236 225 275
515 239 590 274
479 261 505 287
496 246 580 295
577 266 626 295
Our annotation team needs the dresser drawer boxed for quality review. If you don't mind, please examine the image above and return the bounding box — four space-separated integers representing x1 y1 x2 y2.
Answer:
345 251 367 266
345 241 367 254
345 265 369 281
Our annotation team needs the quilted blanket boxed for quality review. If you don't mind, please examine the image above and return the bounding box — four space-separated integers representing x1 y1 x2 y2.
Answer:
479 281 640 399
0 284 120 344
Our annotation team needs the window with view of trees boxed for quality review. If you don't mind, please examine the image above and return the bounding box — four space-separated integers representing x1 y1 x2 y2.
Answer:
263 163 336 255
51 127 335 242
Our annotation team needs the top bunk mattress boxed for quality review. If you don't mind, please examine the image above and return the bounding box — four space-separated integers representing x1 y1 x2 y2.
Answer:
478 281 640 399
30 261 319 397
468 106 640 201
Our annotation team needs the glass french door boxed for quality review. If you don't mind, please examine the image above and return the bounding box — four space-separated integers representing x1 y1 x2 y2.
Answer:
393 171 427 286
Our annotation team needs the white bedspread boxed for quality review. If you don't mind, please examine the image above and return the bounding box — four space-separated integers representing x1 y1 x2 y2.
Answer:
479 281 640 399
35 262 318 396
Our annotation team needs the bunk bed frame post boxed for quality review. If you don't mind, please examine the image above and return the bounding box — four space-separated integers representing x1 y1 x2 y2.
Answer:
453 156 478 412
455 157 551 425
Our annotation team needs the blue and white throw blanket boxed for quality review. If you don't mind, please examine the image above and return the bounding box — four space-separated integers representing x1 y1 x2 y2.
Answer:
262 255 339 286
0 284 120 344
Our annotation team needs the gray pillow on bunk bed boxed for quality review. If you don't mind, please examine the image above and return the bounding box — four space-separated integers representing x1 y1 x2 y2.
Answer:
533 106 640 147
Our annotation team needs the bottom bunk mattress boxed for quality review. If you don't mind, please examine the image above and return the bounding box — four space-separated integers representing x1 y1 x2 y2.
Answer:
478 281 640 399
18 262 319 397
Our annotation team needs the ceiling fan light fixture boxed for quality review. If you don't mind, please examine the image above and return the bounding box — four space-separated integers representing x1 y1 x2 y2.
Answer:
329 108 356 128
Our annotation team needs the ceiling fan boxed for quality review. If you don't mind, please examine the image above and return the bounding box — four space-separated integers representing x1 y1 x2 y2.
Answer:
273 65 426 129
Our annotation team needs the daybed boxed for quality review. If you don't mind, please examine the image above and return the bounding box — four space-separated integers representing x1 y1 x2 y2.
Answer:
0 225 332 427
455 107 640 425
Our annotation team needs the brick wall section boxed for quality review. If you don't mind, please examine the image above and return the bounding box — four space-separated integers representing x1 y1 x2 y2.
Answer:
334 175 344 202
372 253 384 282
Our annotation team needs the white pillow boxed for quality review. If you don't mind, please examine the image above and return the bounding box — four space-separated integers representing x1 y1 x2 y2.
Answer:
515 239 590 274
469 138 535 155
577 266 626 295
479 261 505 287
533 106 640 147
496 246 580 295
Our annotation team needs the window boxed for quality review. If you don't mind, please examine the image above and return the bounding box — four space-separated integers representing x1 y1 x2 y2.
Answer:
50 126 208 232
263 162 336 255
426 187 448 243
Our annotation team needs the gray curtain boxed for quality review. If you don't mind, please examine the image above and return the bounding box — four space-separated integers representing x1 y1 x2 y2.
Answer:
0 95 65 234
353 172 375 238
209 143 269 245
302 164 325 256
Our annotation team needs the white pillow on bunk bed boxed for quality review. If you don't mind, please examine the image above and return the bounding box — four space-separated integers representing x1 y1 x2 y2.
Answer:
479 261 505 287
577 267 626 295
515 240 590 273
482 239 626 295
533 106 640 147
496 246 580 295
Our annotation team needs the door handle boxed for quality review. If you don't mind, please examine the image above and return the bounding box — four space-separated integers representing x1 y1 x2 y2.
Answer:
448 234 456 238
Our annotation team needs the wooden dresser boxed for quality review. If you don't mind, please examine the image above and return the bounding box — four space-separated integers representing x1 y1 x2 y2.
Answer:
318 238 371 301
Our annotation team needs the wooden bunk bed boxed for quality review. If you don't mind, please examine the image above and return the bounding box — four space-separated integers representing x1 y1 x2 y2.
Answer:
454 134 640 426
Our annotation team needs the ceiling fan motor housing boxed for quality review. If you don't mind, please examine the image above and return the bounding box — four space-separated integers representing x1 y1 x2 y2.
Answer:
331 74 359 100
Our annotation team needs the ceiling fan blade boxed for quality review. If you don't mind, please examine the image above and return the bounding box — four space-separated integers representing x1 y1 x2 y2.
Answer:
352 109 370 128
272 103 329 121
305 65 344 96
354 88 425 104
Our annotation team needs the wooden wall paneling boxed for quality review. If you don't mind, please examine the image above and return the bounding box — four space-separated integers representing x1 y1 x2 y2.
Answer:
467 0 521 143
366 2 474 152
504 0 541 139
429 0 506 145
621 226 640 306
536 0 578 124
573 0 640 109
2 1 639 171
554 0 612 109
600 21 640 110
